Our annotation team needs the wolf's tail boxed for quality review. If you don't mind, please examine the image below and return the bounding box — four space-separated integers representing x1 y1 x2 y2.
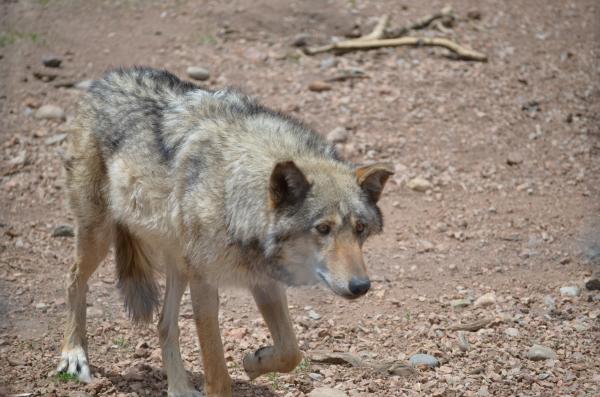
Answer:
115 224 160 323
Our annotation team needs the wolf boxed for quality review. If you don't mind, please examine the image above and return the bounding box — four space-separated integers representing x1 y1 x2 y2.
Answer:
57 66 393 397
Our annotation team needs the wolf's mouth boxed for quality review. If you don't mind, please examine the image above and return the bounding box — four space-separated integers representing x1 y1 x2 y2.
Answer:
316 269 358 300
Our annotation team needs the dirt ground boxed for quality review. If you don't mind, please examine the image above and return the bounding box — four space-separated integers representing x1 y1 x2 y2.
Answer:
1 0 599 396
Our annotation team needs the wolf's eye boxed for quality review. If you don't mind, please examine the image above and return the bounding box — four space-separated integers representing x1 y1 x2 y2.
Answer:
316 224 331 235
355 222 365 234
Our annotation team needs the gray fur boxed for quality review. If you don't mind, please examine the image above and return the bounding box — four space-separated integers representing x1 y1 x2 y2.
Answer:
59 66 393 393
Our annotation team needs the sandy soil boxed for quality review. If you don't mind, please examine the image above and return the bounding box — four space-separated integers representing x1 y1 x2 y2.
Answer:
1 0 599 396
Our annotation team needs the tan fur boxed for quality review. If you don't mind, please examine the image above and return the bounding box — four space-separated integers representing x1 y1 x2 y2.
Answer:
57 67 392 396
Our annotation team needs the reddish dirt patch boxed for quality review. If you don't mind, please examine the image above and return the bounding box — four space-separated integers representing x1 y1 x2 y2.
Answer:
1 1 598 396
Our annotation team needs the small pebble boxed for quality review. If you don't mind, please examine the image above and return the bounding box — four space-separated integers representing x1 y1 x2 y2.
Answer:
42 55 62 68
52 224 75 238
506 152 523 165
308 310 321 320
409 353 439 368
526 344 557 361
308 81 332 92
474 292 496 307
35 105 66 121
559 286 580 297
457 331 470 351
450 299 470 308
406 177 432 192
504 327 519 337
308 388 348 397
186 66 210 81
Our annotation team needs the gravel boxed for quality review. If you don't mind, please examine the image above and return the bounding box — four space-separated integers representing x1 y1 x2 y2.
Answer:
186 66 211 81
409 353 439 368
526 344 557 361
34 104 66 121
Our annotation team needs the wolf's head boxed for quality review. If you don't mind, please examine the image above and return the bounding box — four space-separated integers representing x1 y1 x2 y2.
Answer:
264 160 393 299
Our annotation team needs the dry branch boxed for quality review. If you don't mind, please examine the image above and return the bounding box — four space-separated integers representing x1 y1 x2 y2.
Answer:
305 36 487 62
359 15 389 41
304 7 487 62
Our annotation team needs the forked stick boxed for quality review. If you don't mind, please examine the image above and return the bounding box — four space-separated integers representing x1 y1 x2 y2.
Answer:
358 15 389 41
304 8 487 62
306 36 487 62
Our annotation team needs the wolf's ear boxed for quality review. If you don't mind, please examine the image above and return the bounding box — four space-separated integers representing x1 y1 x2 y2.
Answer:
269 161 310 208
356 163 394 203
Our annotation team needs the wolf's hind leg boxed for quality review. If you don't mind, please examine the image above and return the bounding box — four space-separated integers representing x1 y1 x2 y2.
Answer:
189 278 232 397
57 222 110 383
159 265 201 397
243 281 303 379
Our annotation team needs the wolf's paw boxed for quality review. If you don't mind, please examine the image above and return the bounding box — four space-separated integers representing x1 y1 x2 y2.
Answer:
243 346 274 380
56 346 92 383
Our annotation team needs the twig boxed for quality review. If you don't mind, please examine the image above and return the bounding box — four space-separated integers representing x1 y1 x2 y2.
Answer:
304 7 486 62
359 15 389 41
305 36 487 62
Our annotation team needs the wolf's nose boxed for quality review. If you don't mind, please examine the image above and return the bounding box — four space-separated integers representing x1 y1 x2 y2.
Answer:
348 277 371 296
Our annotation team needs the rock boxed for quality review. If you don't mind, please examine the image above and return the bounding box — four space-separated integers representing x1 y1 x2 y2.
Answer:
408 353 439 368
35 302 48 310
308 310 321 320
476 386 490 397
75 79 94 91
42 55 62 68
243 47 268 63
35 105 66 121
559 286 580 297
308 81 332 92
586 278 600 290
543 295 556 311
504 327 519 337
326 127 348 144
467 10 482 20
308 372 323 381
308 387 348 397
386 363 417 377
451 299 471 308
186 66 210 81
506 152 523 166
526 344 557 361
457 331 470 352
309 351 362 367
474 292 496 307
406 177 432 192
52 224 75 238
44 133 68 146
291 34 309 47
9 151 27 167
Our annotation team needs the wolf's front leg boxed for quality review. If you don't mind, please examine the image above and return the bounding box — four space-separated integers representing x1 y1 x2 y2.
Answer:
189 278 232 397
243 281 303 379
